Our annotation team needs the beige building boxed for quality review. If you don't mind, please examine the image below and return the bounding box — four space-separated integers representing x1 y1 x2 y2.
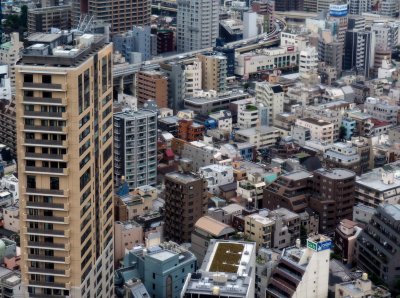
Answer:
16 32 114 297
136 71 168 108
245 213 274 249
335 274 391 298
114 221 143 263
235 126 282 149
3 206 19 233
185 59 202 97
28 5 71 35
115 185 157 221
197 53 227 92
295 118 334 143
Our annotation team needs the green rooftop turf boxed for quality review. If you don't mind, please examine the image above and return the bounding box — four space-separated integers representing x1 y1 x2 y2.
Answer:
209 243 244 273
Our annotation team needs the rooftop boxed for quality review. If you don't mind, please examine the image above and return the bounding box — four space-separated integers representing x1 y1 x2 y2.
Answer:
299 117 332 126
165 171 202 183
235 126 279 137
284 170 313 181
356 168 400 192
314 168 355 180
195 216 235 237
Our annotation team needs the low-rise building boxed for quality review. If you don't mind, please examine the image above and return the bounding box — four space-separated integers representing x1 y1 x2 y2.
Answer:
324 142 361 175
334 274 391 298
295 118 334 143
114 220 144 262
237 172 266 209
235 126 281 149
199 164 234 195
3 206 19 233
191 216 235 264
364 97 400 125
178 119 205 141
181 141 220 171
245 213 274 249
353 203 375 225
208 110 233 132
182 240 256 298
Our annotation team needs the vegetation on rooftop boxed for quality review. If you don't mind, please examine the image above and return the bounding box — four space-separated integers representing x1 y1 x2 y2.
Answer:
209 243 244 273
246 104 258 111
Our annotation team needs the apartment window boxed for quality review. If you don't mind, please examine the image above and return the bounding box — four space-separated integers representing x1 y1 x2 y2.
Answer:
27 176 36 189
80 168 91 191
50 177 59 190
24 74 33 83
42 75 52 84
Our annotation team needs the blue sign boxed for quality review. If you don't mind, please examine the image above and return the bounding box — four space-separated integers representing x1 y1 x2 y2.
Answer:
330 4 348 17
307 239 332 252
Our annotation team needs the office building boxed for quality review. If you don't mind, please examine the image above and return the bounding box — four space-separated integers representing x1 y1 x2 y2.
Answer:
295 118 334 143
114 109 157 189
164 170 207 243
115 242 196 298
356 204 400 291
328 4 348 49
28 5 71 34
274 0 303 11
177 0 219 52
157 30 174 54
197 52 227 93
255 82 284 126
235 126 281 150
16 32 114 297
266 235 331 298
349 0 371 15
334 219 362 265
309 168 356 233
136 71 168 108
160 61 186 112
299 47 318 79
191 216 235 264
72 0 151 33
243 12 258 39
344 30 372 78
182 240 256 298
113 26 152 63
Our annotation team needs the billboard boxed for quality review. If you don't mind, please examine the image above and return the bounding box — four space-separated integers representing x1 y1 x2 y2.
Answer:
307 239 332 252
329 4 348 17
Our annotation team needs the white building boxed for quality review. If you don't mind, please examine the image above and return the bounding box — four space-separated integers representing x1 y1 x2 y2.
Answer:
3 206 19 233
334 274 391 298
255 82 284 126
185 59 202 97
364 97 400 125
235 126 281 149
281 31 310 51
266 235 331 298
295 118 334 143
243 11 258 39
0 65 11 101
209 110 233 132
235 47 299 78
237 102 259 129
199 164 234 195
324 142 361 166
299 46 319 79
0 33 23 91
237 172 265 209
177 0 219 52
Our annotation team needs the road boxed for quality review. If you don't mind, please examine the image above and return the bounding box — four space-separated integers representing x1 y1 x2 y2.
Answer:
112 17 287 79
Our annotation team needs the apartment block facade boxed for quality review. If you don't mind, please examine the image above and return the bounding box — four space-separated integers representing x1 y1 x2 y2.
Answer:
136 71 168 108
16 32 114 297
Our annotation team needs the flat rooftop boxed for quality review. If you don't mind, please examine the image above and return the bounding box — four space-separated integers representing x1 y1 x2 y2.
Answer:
299 117 332 126
235 126 279 137
165 171 201 183
284 170 312 181
314 168 355 180
356 169 400 192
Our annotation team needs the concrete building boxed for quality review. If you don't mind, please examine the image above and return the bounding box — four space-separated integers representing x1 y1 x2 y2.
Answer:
199 165 234 195
184 90 250 114
16 32 114 297
164 171 207 243
334 219 362 265
295 118 334 143
114 109 157 189
72 0 151 33
329 4 348 50
181 141 220 171
324 142 362 175
266 235 331 298
197 52 227 93
184 59 202 97
115 185 157 221
235 47 299 79
182 240 256 298
116 241 196 298
0 33 23 90
113 26 152 63
235 126 281 150
263 170 312 213
245 213 274 250
309 168 356 233
299 47 318 79
255 82 284 126
334 274 391 298
28 5 71 34
237 102 260 129
344 30 372 78
318 32 343 75
356 204 400 291
157 30 174 54
349 0 371 15
136 71 168 108
243 11 258 39
237 172 266 209
191 216 235 264
3 205 19 233
355 162 400 208
0 97 16 156
177 0 219 52
364 97 400 125
178 119 205 142
160 61 186 112
209 110 232 132
114 220 143 262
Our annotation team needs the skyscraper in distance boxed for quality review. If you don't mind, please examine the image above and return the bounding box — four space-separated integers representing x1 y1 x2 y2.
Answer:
16 32 114 297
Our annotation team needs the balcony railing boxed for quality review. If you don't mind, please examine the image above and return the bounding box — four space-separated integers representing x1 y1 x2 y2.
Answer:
27 254 65 263
24 139 65 147
25 167 67 175
23 82 63 90
23 110 66 119
24 125 65 133
23 96 63 105
26 215 68 224
26 228 67 237
27 241 67 250
25 188 64 196
29 280 68 290
26 201 67 211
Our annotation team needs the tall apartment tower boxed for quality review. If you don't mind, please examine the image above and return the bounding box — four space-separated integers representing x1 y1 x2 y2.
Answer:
72 0 151 33
344 30 372 78
177 0 219 52
164 168 207 243
114 109 158 190
15 32 114 297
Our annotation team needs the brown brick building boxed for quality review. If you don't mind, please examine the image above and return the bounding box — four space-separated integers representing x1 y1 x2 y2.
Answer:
178 119 205 142
136 70 168 108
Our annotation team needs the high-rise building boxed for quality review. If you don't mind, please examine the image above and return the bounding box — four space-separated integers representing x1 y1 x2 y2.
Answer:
274 0 303 11
113 109 157 190
0 33 23 91
328 4 348 50
72 0 151 33
304 0 317 12
28 5 71 34
177 0 219 52
299 46 318 79
197 52 227 93
349 0 371 15
356 204 400 292
15 32 114 297
164 169 207 243
318 32 343 75
309 168 356 233
136 71 168 108
344 30 372 78
255 82 284 126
